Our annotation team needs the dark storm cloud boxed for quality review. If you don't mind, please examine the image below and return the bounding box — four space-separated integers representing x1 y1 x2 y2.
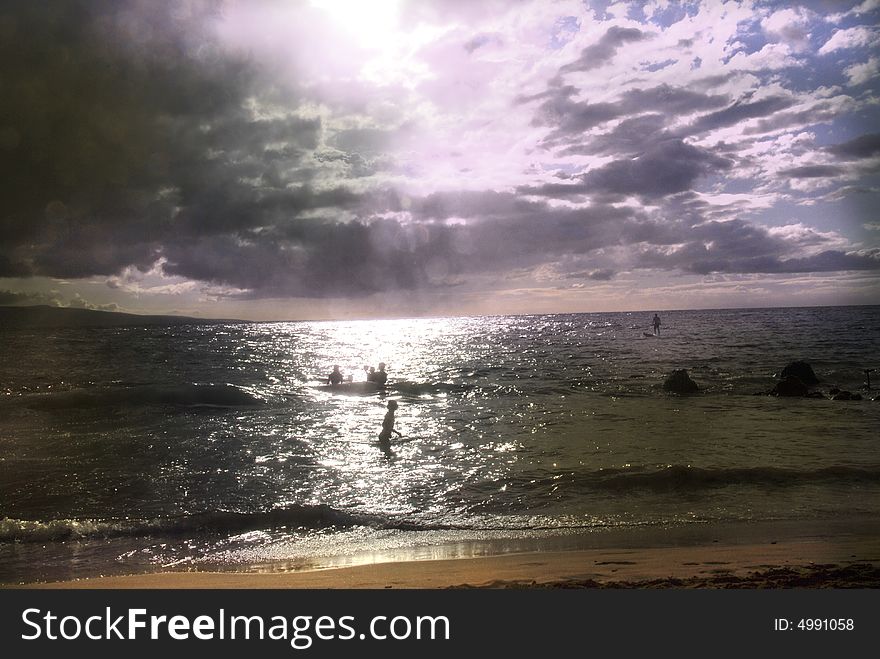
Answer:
401 183 875 282
161 220 436 298
465 204 640 261
827 133 880 160
618 217 688 246
158 198 651 296
744 101 845 135
0 0 371 295
32 228 162 278
527 83 729 150
769 250 880 273
0 1 258 273
691 219 790 259
514 83 579 106
2 1 874 303
558 114 668 156
566 269 616 281
679 95 797 136
683 250 880 275
395 190 877 282
0 253 32 278
156 182 876 295
522 139 732 199
619 84 729 117
408 194 642 271
531 93 622 136
171 183 363 237
559 26 651 73
635 217 880 275
778 165 846 178
363 193 650 284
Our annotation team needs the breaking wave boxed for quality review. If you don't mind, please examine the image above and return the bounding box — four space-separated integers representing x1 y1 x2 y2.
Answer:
0 505 457 543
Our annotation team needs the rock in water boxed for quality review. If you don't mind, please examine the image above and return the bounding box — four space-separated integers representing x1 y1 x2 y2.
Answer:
771 376 809 397
663 369 699 394
780 361 819 385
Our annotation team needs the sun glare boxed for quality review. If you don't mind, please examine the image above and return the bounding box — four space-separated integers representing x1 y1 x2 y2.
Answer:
310 0 402 49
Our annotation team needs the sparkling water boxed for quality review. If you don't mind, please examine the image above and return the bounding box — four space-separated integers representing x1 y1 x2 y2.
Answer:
2 306 878 582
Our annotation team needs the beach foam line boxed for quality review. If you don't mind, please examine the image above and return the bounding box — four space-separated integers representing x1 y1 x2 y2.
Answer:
0 504 486 544
15 535 880 589
0 506 380 543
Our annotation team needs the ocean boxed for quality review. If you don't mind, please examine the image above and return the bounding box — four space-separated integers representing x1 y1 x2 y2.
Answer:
1 305 879 584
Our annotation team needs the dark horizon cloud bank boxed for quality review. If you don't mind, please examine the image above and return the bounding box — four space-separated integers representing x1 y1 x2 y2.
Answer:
0 0 878 319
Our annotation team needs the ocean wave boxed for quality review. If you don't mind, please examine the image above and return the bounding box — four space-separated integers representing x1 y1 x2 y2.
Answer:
21 383 265 410
491 464 880 496
0 505 397 543
0 505 475 544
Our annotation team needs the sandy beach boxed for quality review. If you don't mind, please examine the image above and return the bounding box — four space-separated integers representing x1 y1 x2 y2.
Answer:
14 523 880 589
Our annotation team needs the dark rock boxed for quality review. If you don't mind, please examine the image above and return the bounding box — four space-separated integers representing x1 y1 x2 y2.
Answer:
805 391 826 399
852 393 863 401
770 376 808 397
874 395 880 402
663 369 699 394
829 387 841 396
780 361 819 385
832 391 853 401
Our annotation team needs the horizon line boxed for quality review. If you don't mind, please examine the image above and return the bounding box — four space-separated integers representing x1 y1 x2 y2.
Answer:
3 301 878 325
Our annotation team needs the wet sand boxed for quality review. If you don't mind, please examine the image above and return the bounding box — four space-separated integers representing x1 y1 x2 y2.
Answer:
15 530 880 589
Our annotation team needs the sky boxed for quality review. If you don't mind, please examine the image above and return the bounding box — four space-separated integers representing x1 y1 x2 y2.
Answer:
1 0 878 320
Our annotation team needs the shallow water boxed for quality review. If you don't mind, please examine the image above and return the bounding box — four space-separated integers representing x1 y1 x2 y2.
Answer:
1 305 879 583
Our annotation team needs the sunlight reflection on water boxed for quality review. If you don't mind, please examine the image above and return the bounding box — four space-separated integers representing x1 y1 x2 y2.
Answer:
2 307 880 580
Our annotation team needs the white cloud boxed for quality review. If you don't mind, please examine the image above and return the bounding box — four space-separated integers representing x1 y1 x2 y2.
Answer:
818 26 876 54
762 7 815 52
767 223 850 254
848 0 880 17
105 263 201 297
844 56 880 86
67 293 120 312
605 2 630 20
4 0 879 318
724 42 798 71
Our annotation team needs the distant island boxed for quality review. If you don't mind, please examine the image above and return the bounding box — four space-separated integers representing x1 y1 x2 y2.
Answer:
0 305 234 329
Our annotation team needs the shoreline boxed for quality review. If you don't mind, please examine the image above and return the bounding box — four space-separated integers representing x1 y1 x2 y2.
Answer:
10 518 880 589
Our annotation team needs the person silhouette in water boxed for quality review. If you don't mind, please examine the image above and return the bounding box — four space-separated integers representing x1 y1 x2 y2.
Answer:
652 314 661 336
378 400 402 445
374 362 388 386
327 365 343 385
